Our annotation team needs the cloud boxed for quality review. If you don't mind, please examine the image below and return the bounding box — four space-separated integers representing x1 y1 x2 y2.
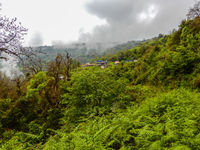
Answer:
80 0 195 43
28 32 44 47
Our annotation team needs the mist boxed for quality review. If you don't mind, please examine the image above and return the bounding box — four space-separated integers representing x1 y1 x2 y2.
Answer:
0 54 22 78
28 32 44 47
37 1 195 51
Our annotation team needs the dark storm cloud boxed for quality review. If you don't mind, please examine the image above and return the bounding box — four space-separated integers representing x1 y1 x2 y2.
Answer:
80 0 195 43
85 0 135 23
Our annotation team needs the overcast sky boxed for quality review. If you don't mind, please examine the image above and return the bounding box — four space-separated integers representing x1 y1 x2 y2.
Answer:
1 0 196 46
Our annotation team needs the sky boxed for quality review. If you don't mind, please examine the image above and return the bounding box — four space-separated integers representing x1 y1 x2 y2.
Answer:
1 0 106 46
0 0 196 46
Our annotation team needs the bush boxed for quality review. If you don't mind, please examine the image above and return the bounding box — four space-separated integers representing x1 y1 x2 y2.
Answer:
51 89 200 149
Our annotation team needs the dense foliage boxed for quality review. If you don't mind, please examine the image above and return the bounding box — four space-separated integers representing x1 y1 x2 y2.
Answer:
1 14 200 150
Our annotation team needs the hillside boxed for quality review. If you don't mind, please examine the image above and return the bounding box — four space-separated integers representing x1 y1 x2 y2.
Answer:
1 16 200 150
32 40 144 64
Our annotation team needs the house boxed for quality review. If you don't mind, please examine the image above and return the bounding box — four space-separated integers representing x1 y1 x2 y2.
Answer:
96 60 108 68
114 61 120 65
81 63 96 68
124 60 133 62
81 60 109 69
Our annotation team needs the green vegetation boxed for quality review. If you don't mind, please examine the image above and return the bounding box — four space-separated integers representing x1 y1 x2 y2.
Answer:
1 14 200 150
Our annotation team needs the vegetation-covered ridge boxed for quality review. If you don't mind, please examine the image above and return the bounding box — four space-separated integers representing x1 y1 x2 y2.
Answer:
29 40 145 64
1 12 200 150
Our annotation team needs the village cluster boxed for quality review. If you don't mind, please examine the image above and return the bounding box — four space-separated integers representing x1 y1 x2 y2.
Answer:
82 59 137 69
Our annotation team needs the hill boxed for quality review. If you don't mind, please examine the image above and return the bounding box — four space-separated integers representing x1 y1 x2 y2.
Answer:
32 40 144 64
1 16 200 150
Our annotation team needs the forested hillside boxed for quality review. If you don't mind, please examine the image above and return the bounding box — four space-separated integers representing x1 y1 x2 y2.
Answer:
1 7 200 150
31 40 144 64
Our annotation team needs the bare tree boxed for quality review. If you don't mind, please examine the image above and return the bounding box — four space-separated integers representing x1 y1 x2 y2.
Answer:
63 52 73 81
20 47 46 76
0 4 27 59
187 1 200 20
45 52 73 105
47 52 73 81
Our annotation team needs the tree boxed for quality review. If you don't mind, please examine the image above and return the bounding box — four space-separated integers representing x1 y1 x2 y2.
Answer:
187 1 200 20
47 52 73 81
0 4 27 59
21 47 46 76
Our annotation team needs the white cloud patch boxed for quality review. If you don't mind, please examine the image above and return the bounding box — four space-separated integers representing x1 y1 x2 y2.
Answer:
0 54 22 78
138 4 159 23
28 32 44 47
